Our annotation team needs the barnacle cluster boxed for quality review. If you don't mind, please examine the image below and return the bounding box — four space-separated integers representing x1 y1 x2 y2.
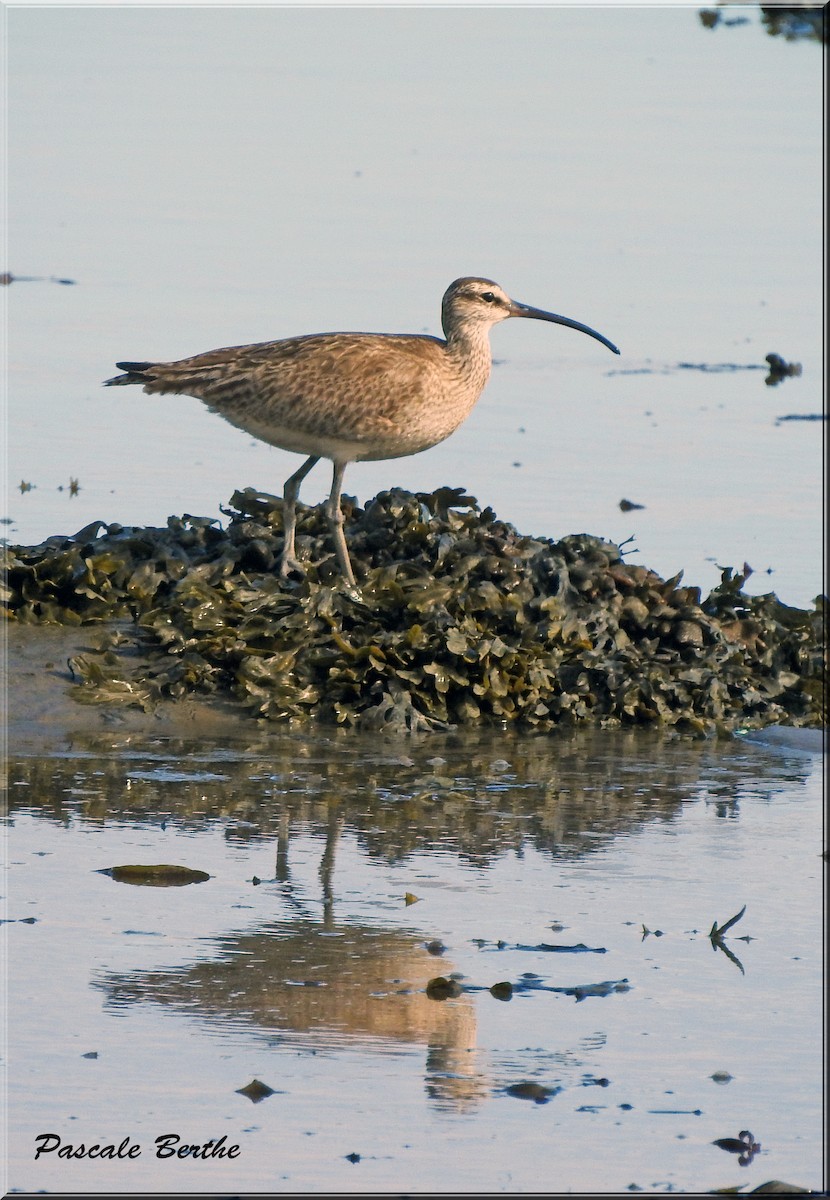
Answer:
3 487 825 734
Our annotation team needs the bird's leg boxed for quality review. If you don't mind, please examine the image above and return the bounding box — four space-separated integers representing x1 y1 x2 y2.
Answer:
279 455 319 579
324 461 357 587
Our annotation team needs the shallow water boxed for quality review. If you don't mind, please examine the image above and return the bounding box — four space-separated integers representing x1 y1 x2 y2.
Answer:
3 725 824 1193
5 5 825 608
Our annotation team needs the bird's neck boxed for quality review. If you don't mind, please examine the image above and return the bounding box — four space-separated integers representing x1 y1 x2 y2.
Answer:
444 325 493 391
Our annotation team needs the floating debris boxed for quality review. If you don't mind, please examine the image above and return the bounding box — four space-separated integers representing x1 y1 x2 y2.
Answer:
699 6 825 42
504 1081 560 1104
709 904 749 974
713 1129 761 1167
510 975 631 1000
511 942 606 954
649 1107 702 1116
2 487 825 735
710 905 747 941
609 357 805 385
96 864 211 887
0 271 77 286
235 1078 277 1103
489 981 513 1001
676 361 764 373
760 5 826 42
775 413 826 425
566 979 630 1001
698 9 751 30
765 353 802 387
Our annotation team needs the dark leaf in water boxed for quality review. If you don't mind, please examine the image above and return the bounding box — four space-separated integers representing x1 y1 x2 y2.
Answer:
568 979 631 1000
96 864 211 887
514 941 606 954
713 1129 761 1165
504 1082 560 1104
715 940 746 975
717 905 747 935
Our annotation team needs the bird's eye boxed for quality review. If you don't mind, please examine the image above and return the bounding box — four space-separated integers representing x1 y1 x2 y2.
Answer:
481 292 497 303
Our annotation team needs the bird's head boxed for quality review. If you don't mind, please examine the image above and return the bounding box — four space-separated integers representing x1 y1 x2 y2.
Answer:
442 276 619 355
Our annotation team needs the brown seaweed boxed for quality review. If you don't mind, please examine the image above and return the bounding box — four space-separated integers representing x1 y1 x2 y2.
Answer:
3 487 825 735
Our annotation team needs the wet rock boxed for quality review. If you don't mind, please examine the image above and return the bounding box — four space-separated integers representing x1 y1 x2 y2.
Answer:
235 1078 276 1103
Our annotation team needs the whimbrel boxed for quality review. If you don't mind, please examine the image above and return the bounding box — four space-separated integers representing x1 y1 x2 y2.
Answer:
105 277 619 585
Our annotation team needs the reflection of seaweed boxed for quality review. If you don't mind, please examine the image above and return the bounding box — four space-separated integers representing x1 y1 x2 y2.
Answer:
5 725 816 870
6 720 818 891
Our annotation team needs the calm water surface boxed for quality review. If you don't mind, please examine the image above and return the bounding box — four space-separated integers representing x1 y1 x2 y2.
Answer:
5 5 825 607
3 726 824 1193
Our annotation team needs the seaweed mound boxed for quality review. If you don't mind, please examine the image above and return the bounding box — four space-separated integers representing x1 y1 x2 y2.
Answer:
3 487 825 734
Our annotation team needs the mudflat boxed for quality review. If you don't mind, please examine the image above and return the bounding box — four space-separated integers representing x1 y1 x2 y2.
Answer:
4 622 246 750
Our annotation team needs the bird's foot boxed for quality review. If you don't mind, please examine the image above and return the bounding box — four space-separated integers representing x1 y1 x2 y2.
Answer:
278 553 308 582
279 549 361 592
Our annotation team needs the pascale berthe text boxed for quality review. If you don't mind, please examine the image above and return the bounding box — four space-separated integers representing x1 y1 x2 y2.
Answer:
34 1133 240 1160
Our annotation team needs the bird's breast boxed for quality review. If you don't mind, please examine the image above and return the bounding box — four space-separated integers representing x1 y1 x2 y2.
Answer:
206 332 492 463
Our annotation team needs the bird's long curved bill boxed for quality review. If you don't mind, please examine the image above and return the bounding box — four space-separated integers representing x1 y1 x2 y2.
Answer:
510 301 620 355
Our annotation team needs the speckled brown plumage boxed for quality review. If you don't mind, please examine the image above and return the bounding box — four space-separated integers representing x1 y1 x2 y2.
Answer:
105 277 619 585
